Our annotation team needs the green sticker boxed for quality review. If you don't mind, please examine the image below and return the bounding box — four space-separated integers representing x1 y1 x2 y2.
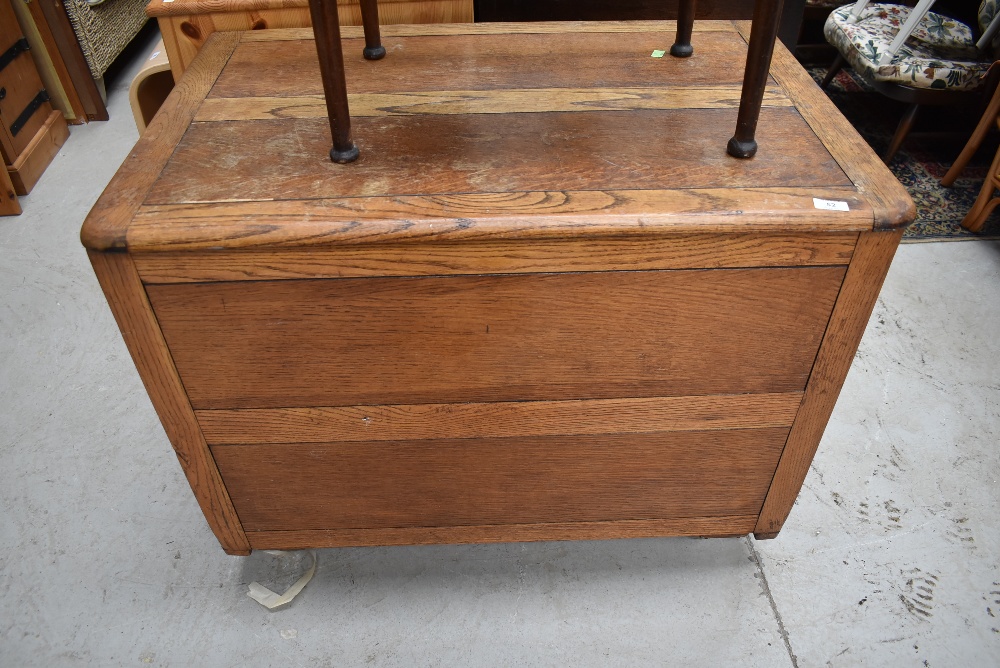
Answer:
651 50 666 58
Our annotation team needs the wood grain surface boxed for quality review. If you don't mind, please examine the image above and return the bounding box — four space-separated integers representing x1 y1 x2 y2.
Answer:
132 233 857 282
147 0 471 18
146 109 847 205
154 1 472 80
212 428 790 531
127 190 871 251
147 267 845 410
755 230 903 537
197 392 803 444
80 32 242 251
87 251 250 554
195 85 791 121
210 31 755 99
245 516 758 549
238 22 737 42
741 22 914 230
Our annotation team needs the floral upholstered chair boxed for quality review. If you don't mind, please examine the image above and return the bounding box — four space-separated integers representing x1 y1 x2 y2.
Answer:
821 1 1000 162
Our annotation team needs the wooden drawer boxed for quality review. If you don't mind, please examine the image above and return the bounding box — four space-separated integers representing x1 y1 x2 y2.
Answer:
212 427 790 532
147 266 846 410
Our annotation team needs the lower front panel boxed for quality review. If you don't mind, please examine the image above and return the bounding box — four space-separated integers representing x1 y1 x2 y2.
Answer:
212 427 789 533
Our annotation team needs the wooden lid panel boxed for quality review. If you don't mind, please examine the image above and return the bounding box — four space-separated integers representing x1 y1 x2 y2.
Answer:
146 108 849 205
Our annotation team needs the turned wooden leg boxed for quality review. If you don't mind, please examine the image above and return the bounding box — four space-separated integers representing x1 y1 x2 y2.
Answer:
670 0 696 57
820 54 845 90
961 139 1000 232
883 103 919 164
309 0 360 163
359 0 386 60
728 0 786 158
942 86 1000 186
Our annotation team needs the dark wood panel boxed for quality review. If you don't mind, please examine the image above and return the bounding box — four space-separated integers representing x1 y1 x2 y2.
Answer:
246 515 759 549
211 31 753 99
147 108 849 205
213 428 789 531
147 267 846 409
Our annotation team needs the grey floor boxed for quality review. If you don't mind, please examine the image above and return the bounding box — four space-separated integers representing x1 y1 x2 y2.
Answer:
2 28 999 667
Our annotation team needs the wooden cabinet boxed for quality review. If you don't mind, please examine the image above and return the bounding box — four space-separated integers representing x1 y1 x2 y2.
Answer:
0 0 69 212
148 0 475 81
81 23 913 555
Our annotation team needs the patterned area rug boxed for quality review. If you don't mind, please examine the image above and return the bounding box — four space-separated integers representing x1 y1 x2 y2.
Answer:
807 66 1000 242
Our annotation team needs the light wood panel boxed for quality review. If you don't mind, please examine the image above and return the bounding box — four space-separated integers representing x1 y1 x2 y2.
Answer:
754 229 903 538
197 393 803 444
132 233 857 282
147 267 845 410
213 428 790 531
128 190 871 252
153 0 473 80
246 516 759 549
238 21 739 42
195 85 792 121
211 31 756 99
87 251 250 555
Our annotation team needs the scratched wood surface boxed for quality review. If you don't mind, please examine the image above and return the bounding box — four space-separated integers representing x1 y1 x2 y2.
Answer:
79 23 900 251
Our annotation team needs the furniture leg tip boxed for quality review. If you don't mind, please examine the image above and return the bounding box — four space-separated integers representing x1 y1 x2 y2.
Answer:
670 43 693 58
363 46 387 60
727 137 758 159
330 144 361 163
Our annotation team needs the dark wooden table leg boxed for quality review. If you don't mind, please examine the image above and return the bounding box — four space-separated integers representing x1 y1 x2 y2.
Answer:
309 0 360 163
727 0 785 158
359 0 386 60
670 0 696 57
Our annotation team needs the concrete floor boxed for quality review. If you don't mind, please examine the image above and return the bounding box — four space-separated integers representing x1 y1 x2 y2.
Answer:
1 28 999 667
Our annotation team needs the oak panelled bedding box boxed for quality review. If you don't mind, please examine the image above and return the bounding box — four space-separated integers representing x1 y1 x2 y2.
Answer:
81 21 913 555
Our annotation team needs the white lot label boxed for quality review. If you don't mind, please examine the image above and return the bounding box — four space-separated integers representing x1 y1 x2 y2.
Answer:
813 197 850 212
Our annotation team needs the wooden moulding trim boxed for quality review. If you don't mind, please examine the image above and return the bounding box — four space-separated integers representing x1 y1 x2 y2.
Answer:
197 392 804 445
133 233 857 283
87 251 251 555
735 22 915 231
754 229 903 536
126 187 874 251
148 0 465 17
239 21 738 42
79 32 243 252
194 86 792 121
246 516 758 550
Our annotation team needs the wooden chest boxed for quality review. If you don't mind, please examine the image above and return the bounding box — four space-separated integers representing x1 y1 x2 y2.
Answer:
81 22 913 555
